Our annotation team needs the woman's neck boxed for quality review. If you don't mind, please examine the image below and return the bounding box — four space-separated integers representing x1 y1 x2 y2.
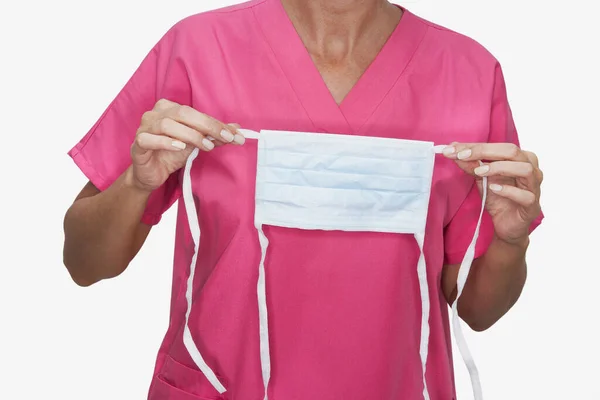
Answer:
280 0 401 59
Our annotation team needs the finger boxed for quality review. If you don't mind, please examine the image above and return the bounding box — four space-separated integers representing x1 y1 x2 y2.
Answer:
148 118 215 151
208 128 245 146
453 159 481 176
206 136 234 148
523 150 539 167
132 132 188 155
475 161 541 194
473 161 535 179
153 98 178 112
488 183 537 207
205 124 243 147
167 105 236 144
522 151 544 183
440 141 479 175
443 143 528 162
139 111 158 132
226 123 246 145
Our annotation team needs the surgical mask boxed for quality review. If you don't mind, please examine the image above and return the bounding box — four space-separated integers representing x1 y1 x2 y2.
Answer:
181 129 487 400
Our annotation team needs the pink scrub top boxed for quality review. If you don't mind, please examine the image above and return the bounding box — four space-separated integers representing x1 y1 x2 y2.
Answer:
68 1 543 399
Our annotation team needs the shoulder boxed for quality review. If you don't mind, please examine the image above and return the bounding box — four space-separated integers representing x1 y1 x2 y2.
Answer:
164 0 264 41
409 11 501 74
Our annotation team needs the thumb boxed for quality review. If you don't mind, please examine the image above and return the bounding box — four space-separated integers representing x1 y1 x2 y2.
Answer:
442 142 479 176
454 159 481 176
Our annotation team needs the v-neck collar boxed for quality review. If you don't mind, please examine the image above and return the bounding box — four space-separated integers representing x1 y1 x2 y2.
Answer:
253 0 427 135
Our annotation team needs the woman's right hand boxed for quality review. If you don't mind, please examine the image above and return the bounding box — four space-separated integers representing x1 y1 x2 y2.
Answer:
130 99 245 192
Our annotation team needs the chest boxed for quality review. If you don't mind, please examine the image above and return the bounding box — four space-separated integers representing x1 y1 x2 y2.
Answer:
183 38 492 231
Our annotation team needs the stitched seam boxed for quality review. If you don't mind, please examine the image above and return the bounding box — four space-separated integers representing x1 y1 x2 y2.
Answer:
204 0 268 15
251 6 320 131
258 148 431 161
258 183 428 194
70 148 110 189
355 25 431 133
259 165 430 182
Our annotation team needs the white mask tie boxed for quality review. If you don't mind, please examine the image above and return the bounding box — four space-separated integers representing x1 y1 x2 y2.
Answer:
181 146 227 394
181 130 486 400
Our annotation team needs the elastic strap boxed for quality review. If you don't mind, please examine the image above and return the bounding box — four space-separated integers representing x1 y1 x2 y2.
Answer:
414 233 431 400
238 129 260 140
181 148 227 394
417 145 486 400
451 170 488 400
256 224 272 400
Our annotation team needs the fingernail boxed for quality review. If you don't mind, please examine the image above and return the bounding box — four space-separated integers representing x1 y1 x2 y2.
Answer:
220 129 234 142
233 134 246 145
474 164 490 176
489 183 503 192
457 149 472 160
171 140 186 150
202 138 215 150
442 146 456 156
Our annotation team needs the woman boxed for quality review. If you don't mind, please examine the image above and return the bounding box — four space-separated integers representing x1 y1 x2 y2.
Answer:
63 0 544 399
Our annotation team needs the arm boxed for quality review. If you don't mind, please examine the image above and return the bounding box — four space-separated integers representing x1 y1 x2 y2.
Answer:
64 98 244 287
63 26 209 287
440 62 543 330
442 235 529 331
441 142 543 331
63 170 152 287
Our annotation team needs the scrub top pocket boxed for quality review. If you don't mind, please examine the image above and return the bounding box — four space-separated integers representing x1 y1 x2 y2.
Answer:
148 355 226 400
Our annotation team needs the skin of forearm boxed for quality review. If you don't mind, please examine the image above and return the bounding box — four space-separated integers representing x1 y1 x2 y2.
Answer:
63 166 151 286
457 235 530 331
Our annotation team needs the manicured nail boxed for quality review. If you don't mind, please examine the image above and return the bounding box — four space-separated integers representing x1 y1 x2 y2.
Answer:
474 165 490 176
220 129 234 142
171 140 186 150
233 134 246 145
442 146 456 156
457 149 472 160
202 138 215 150
489 183 503 192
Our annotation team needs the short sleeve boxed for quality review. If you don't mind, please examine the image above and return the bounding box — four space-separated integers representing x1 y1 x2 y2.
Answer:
444 63 544 265
67 27 191 225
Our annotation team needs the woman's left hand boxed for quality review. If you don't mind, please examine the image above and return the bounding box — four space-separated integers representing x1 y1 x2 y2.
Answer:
442 143 543 245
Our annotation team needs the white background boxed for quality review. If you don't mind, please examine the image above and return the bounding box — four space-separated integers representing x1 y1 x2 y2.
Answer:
1 0 598 399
